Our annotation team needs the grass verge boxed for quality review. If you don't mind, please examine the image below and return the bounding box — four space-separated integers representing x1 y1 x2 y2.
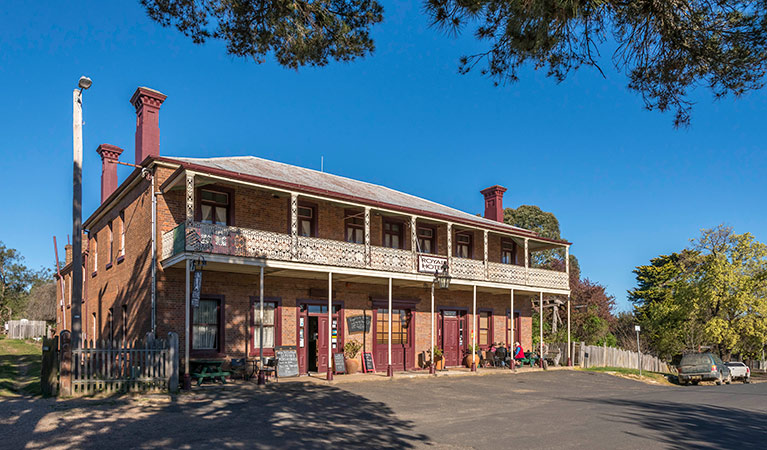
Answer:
0 335 42 396
578 366 676 386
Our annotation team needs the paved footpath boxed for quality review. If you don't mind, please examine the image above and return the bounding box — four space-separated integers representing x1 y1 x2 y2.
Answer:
1 370 765 449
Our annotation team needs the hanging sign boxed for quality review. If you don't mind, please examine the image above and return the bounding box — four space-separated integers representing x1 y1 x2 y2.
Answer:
346 315 371 333
418 255 447 274
191 269 202 307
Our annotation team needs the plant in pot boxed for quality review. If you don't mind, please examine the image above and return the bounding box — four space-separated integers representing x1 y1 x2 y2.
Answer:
430 346 444 371
464 344 480 368
343 340 363 374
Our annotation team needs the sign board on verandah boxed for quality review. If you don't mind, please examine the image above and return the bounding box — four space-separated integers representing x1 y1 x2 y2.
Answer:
333 352 346 374
362 352 376 373
346 315 371 333
418 255 447 274
275 349 299 378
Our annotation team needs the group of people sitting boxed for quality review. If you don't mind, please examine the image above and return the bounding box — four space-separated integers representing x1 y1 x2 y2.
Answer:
483 342 527 368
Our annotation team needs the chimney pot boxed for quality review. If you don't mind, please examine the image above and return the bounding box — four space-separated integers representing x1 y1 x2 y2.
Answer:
97 144 124 203
130 87 167 165
480 185 508 223
64 244 73 265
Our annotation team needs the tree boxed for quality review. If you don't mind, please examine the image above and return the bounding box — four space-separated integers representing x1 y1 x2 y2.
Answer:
25 282 57 322
141 1 767 127
0 242 53 323
426 1 767 127
141 0 384 68
504 204 571 268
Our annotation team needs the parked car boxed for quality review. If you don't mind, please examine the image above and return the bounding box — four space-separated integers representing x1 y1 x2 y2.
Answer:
725 362 751 383
677 353 731 385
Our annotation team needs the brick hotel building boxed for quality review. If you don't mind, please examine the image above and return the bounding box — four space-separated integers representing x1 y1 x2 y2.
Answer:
57 86 571 380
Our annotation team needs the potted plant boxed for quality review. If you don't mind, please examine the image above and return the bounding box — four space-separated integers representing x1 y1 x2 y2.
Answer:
464 344 480 368
343 340 363 374
430 346 444 371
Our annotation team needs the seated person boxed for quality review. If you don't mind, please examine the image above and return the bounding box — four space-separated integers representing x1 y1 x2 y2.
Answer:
513 342 525 365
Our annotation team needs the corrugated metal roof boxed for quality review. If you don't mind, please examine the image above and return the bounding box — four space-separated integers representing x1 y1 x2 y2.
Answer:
169 155 536 235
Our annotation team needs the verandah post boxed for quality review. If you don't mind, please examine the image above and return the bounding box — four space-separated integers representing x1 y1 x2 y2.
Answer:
387 277 393 377
539 292 544 368
327 272 333 381
510 289 514 371
471 285 476 372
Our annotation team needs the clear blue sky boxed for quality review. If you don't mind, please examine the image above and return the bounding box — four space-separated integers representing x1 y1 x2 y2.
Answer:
1 2 765 311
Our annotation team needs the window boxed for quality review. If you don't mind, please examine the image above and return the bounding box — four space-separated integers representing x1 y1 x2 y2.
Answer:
455 232 472 258
107 309 114 343
417 227 435 254
122 304 128 343
119 210 125 257
345 213 364 244
383 220 403 249
192 298 221 352
501 239 516 265
107 221 114 265
253 301 277 349
200 189 229 226
303 304 340 314
92 235 98 273
376 308 409 344
298 205 315 237
478 311 491 346
91 313 97 341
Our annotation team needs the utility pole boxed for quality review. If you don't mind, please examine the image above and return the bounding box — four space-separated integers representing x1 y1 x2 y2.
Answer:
635 325 641 376
71 76 91 347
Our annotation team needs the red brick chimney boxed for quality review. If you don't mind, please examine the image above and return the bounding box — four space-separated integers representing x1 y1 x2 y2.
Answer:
480 185 507 223
96 144 124 203
130 87 167 165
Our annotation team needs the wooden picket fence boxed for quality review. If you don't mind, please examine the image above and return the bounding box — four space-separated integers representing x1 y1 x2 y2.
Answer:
579 342 671 373
71 332 178 395
7 319 48 339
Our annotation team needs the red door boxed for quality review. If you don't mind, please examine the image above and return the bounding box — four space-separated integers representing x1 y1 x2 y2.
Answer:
317 316 329 373
373 308 414 371
442 315 460 366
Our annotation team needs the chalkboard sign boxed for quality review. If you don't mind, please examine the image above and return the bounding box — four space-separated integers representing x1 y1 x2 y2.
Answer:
333 352 346 374
362 352 376 373
275 349 299 378
346 315 371 333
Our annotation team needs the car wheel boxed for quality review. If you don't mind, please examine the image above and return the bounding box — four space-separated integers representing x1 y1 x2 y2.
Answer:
725 374 732 385
716 373 723 385
692 380 700 385
745 378 750 384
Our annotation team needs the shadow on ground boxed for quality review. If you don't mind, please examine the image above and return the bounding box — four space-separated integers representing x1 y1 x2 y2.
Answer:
0 382 430 449
572 396 767 449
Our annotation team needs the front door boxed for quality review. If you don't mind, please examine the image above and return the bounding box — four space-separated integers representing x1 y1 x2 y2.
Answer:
298 303 343 374
317 316 329 373
442 311 462 366
373 308 414 371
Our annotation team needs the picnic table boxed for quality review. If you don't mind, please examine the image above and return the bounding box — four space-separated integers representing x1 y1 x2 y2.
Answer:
191 360 230 386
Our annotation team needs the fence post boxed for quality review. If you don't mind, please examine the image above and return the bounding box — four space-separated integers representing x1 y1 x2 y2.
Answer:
59 331 72 397
580 342 586 368
168 332 179 393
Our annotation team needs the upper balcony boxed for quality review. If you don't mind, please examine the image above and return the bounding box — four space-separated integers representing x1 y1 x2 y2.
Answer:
161 221 570 291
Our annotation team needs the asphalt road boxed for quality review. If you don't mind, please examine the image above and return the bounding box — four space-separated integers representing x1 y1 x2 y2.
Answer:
1 370 766 449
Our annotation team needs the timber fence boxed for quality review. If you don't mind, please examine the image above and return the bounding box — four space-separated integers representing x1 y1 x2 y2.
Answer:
7 320 48 339
578 342 671 373
748 360 767 372
69 332 179 395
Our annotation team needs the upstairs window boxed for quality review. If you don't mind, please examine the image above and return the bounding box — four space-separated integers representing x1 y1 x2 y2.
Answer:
501 239 516 265
417 227 435 254
108 221 114 265
455 232 472 258
383 220 403 249
345 214 364 244
119 210 125 257
298 205 315 237
92 235 98 273
200 189 229 226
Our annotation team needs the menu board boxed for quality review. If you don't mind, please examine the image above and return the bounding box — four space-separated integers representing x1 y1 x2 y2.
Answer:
346 315 371 333
333 352 346 374
362 352 376 373
275 349 299 378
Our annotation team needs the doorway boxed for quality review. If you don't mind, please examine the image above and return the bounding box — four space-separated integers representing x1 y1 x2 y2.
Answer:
298 302 343 375
307 316 319 372
440 310 465 367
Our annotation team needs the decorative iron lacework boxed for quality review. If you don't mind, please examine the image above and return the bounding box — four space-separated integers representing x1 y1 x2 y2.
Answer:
528 267 569 290
370 247 414 272
185 174 194 225
487 262 528 285
161 228 177 260
450 257 486 280
296 236 366 268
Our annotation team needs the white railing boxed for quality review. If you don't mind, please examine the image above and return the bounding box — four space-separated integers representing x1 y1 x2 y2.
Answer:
370 246 414 272
528 267 569 290
296 236 367 268
487 262 527 285
450 257 486 280
160 222 569 290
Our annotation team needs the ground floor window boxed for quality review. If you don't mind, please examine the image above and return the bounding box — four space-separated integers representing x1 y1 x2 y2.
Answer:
479 311 492 346
193 298 221 351
376 308 409 344
507 312 521 346
253 301 277 349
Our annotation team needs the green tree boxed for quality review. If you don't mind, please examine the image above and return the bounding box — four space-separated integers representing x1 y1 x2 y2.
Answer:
0 242 52 323
141 0 384 68
504 204 573 268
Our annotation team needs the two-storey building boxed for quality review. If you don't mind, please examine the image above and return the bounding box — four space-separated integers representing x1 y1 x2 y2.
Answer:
57 86 571 383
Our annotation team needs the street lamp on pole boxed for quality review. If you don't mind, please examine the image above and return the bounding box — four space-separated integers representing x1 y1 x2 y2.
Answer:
71 76 91 348
430 262 450 375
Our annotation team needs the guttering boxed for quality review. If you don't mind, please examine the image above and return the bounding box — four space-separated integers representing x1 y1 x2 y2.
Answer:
153 156 571 246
